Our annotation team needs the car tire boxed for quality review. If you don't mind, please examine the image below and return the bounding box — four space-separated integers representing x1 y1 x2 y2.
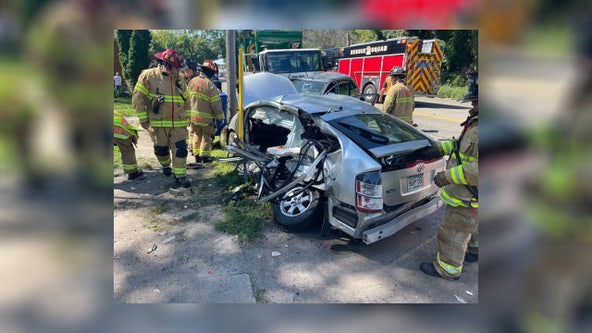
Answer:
363 83 377 103
273 187 323 232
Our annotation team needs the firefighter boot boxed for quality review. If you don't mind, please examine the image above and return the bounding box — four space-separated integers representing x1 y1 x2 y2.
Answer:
195 156 201 163
201 156 214 164
175 177 191 188
128 170 144 180
420 262 459 280
162 166 172 177
464 252 478 263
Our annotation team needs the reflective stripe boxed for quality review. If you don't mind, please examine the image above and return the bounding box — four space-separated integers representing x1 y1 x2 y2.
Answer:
185 109 192 118
441 141 453 155
188 91 213 102
211 94 220 103
449 165 468 185
191 110 215 120
437 252 462 275
395 97 413 103
150 120 189 127
468 240 479 248
191 117 211 126
114 133 128 140
172 167 186 176
134 82 150 97
459 152 477 163
123 164 137 171
162 95 185 103
199 149 211 156
137 112 148 121
439 188 463 207
158 159 171 166
440 188 479 208
397 116 412 121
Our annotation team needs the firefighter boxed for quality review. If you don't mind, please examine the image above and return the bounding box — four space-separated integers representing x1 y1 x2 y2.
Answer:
186 60 224 164
114 112 143 180
132 49 191 188
378 68 397 103
382 66 415 125
182 58 198 85
420 73 478 280
182 58 198 154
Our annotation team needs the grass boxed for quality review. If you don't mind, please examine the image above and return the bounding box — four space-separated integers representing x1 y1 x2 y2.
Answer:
114 97 136 117
211 149 274 242
437 85 467 101
215 199 273 242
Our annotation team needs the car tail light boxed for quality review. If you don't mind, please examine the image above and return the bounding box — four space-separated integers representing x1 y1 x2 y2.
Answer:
355 171 383 213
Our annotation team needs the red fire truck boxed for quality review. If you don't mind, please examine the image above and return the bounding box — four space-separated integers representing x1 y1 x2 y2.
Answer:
331 37 445 101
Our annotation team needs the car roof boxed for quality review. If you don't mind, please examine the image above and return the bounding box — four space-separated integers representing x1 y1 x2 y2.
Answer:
267 93 379 116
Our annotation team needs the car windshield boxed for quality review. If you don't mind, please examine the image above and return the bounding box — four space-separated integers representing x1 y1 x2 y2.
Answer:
329 113 427 148
264 51 321 74
293 80 327 95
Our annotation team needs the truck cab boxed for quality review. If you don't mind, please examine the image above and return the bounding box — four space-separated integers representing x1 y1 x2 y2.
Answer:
244 48 324 81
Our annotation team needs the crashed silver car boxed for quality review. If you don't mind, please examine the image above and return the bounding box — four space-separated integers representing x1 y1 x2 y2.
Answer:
226 73 445 244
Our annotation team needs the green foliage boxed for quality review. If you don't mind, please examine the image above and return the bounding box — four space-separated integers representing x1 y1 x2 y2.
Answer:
150 30 224 63
350 29 379 44
116 30 132 80
127 30 151 89
437 84 467 100
440 30 478 85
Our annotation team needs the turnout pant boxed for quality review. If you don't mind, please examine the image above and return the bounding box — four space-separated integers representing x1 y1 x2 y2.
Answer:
434 205 478 279
191 123 215 157
148 126 188 178
114 137 138 174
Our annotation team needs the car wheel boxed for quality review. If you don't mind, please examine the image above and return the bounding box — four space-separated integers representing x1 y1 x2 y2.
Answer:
273 187 323 231
363 83 377 103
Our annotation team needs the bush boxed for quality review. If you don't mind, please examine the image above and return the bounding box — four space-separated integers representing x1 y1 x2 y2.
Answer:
437 85 467 101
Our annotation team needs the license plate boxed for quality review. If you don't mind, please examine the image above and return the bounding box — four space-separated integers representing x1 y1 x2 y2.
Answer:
407 174 424 192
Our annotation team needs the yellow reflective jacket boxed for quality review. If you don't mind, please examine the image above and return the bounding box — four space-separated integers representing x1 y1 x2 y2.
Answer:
439 114 479 208
113 112 138 140
132 67 189 128
186 72 224 127
383 81 415 124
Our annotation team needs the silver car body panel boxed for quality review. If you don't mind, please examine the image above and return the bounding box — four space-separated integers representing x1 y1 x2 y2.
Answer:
229 90 445 244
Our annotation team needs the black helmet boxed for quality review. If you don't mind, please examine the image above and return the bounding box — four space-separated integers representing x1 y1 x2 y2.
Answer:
389 66 406 77
462 71 478 102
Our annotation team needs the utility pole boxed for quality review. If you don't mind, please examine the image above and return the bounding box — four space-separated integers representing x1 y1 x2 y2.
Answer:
226 30 237 120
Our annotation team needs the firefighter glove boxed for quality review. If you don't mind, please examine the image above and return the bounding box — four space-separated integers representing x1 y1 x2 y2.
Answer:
434 171 450 187
141 122 151 130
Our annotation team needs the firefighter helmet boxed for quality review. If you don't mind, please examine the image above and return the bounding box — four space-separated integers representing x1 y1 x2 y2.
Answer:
200 60 219 77
462 71 478 102
389 66 406 77
154 49 184 68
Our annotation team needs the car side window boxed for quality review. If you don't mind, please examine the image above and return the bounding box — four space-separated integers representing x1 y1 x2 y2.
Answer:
336 82 350 96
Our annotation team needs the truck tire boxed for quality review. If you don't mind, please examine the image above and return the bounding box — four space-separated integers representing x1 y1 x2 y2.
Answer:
363 83 377 103
273 186 323 232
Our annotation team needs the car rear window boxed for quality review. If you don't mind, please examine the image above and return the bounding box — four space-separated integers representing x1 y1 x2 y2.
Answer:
329 113 428 149
294 80 326 95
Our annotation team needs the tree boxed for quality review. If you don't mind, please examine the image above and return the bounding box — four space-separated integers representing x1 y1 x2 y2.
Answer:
126 30 151 89
116 30 132 81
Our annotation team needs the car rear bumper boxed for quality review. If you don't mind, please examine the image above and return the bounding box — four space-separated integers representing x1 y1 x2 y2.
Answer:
361 196 443 244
